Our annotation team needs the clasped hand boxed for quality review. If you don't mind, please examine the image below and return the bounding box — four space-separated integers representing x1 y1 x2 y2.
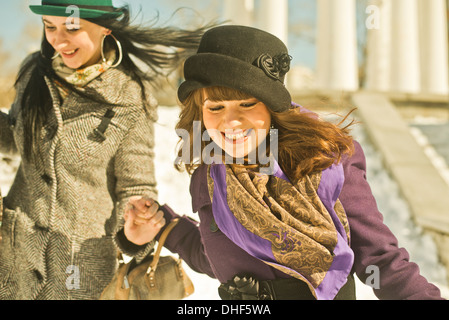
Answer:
124 196 166 246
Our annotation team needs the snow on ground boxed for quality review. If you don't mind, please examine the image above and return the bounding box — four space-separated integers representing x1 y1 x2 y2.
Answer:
349 119 449 300
0 109 20 197
1 105 448 300
410 117 449 187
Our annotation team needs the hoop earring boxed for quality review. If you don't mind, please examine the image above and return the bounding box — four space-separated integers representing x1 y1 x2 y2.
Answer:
101 33 123 68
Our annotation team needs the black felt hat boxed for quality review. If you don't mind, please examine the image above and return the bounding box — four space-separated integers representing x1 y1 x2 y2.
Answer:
178 25 292 112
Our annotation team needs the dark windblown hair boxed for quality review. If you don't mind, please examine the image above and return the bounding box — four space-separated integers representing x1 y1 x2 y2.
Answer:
16 5 216 162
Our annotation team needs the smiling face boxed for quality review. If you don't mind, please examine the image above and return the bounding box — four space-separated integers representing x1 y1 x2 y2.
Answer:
43 16 110 69
202 90 271 159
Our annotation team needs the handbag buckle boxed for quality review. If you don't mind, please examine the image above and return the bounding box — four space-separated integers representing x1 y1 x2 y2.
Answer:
146 266 157 288
146 266 154 275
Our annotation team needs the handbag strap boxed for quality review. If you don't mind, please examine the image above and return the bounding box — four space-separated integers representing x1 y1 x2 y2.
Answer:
146 218 180 274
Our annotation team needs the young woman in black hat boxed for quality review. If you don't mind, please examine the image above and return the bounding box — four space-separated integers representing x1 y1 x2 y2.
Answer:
0 0 212 300
122 25 444 300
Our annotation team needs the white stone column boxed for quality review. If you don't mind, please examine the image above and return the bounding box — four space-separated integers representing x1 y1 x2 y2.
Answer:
256 0 289 45
390 0 421 93
418 0 449 95
365 0 391 92
316 0 359 91
222 0 254 27
316 0 331 90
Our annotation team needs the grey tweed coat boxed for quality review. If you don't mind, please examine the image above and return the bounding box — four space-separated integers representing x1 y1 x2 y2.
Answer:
0 59 158 300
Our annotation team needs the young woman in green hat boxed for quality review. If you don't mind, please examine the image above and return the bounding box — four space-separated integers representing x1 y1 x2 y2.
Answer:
0 0 210 300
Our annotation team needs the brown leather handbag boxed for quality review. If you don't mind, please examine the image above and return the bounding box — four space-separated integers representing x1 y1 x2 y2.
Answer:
100 219 194 300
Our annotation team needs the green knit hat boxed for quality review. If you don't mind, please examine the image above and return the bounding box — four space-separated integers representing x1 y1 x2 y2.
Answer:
29 0 123 19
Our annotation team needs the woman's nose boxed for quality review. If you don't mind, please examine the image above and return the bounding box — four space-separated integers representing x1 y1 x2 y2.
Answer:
52 31 69 50
223 108 243 128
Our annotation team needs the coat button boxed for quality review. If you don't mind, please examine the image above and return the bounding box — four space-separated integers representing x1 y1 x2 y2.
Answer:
210 219 219 233
34 270 44 282
41 174 52 185
45 125 58 140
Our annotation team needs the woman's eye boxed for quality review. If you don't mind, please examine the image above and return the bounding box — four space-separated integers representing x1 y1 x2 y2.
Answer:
44 25 80 32
241 102 257 108
66 25 81 32
209 106 224 112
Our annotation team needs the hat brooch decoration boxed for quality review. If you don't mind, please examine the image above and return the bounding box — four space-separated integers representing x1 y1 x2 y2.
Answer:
254 53 292 81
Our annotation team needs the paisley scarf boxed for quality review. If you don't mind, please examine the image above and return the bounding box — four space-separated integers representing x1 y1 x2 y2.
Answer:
207 160 354 300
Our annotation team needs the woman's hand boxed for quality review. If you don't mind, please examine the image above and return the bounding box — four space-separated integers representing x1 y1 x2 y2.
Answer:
123 196 166 246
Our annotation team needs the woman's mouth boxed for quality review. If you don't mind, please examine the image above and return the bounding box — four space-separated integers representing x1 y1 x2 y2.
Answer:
222 129 253 144
60 48 79 58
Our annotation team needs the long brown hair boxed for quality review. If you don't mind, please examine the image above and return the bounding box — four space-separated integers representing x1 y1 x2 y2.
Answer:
175 86 355 181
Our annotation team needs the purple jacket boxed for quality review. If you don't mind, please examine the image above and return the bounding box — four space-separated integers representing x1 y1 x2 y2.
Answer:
153 141 442 300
